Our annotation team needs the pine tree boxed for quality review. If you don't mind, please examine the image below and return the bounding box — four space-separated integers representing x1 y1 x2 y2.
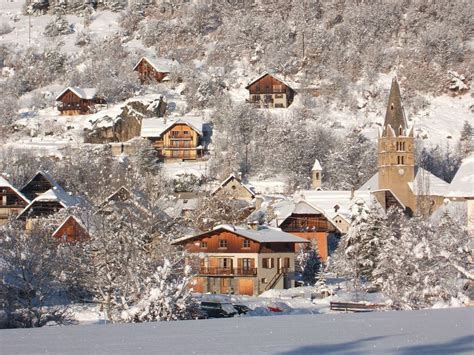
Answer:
296 240 321 286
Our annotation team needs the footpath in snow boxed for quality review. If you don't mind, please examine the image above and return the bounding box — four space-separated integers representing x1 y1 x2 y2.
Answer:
1 308 473 354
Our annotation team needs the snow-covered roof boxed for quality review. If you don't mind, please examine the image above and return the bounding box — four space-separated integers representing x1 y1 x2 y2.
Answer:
140 117 204 138
56 87 98 101
360 169 449 197
133 57 179 73
0 176 30 204
312 159 322 171
293 190 375 219
172 224 309 245
409 168 450 196
20 170 58 193
358 173 379 191
245 71 296 91
211 174 256 197
447 155 474 198
17 186 80 219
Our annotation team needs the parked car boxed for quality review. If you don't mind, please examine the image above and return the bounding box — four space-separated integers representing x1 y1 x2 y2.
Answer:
232 304 251 315
200 301 238 318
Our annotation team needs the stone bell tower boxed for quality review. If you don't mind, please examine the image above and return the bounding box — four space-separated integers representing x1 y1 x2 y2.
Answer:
378 78 416 213
312 159 322 190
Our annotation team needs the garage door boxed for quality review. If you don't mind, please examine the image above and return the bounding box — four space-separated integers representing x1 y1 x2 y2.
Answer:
238 279 254 296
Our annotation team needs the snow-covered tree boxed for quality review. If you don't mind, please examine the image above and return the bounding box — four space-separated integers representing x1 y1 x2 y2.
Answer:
375 210 471 310
0 220 73 328
330 199 387 289
43 14 74 37
295 240 321 286
121 259 197 323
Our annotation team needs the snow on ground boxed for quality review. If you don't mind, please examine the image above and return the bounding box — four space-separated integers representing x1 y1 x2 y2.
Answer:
1 307 473 354
161 160 211 179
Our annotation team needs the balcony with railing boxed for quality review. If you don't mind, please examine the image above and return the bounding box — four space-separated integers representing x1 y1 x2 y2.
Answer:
198 267 257 276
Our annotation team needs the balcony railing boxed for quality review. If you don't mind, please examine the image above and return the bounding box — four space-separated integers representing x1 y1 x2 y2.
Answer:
198 267 257 276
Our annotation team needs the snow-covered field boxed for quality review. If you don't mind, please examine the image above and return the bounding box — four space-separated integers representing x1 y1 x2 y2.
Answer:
1 308 472 354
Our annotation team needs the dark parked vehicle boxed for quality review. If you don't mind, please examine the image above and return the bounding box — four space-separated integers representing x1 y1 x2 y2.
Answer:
200 301 238 318
232 304 251 315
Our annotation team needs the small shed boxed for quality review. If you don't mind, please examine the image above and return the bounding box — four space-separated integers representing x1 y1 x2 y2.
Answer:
52 215 89 242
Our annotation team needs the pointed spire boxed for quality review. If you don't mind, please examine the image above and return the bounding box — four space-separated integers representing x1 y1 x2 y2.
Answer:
383 77 407 136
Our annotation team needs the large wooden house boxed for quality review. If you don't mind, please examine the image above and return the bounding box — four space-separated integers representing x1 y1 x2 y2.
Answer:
246 72 296 108
172 225 308 296
141 117 209 161
277 200 342 262
133 57 177 83
0 176 30 225
52 215 89 242
56 87 106 115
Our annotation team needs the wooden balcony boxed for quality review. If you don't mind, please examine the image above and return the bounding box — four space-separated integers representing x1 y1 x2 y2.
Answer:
198 267 257 276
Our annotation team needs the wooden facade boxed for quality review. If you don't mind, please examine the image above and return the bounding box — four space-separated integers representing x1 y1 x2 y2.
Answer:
134 58 169 83
56 88 106 116
52 215 89 242
173 227 305 296
0 178 29 225
20 172 55 201
246 73 295 108
149 122 203 160
279 212 340 261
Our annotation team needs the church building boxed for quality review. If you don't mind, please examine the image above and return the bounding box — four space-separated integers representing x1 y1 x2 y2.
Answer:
359 78 450 216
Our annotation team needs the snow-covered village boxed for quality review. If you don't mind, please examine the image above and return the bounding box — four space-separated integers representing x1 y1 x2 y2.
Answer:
0 0 473 353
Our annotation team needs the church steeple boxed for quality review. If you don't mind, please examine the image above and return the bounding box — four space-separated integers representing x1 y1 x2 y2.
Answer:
378 77 416 213
383 77 407 137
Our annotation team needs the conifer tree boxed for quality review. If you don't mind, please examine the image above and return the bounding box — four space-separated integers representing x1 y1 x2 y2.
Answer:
296 240 321 286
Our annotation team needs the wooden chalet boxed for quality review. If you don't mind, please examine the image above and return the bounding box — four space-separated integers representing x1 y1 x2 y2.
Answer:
52 215 89 242
17 185 79 221
133 57 177 83
246 72 296 108
172 225 308 296
0 176 30 225
211 174 256 202
141 117 208 161
20 171 58 201
56 87 106 115
278 200 342 261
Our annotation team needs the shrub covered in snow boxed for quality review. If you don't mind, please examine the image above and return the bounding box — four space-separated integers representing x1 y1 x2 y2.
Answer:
44 15 74 37
121 260 197 322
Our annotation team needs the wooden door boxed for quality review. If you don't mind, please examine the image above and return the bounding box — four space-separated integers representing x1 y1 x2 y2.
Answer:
238 279 254 296
220 278 231 294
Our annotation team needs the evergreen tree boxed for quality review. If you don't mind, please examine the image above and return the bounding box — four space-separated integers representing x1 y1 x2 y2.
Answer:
296 240 321 286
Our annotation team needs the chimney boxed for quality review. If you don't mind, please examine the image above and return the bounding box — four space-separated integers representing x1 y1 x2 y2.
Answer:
248 221 259 230
311 159 322 190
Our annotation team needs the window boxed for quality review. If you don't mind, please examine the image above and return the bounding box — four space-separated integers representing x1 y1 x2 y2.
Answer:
184 131 189 135
242 240 250 248
200 241 207 249
171 131 179 137
219 258 231 269
262 258 274 269
274 103 284 108
397 156 405 165
242 258 251 270
219 239 228 248
275 94 283 99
